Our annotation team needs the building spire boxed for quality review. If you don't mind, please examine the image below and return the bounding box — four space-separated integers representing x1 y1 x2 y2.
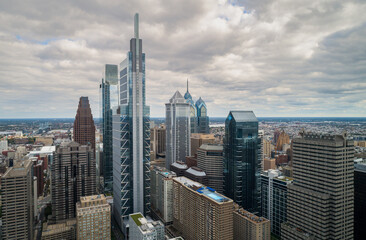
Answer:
134 13 139 39
187 78 189 93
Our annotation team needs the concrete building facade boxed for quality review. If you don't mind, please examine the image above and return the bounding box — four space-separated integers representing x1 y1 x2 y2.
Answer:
281 132 354 240
233 208 270 240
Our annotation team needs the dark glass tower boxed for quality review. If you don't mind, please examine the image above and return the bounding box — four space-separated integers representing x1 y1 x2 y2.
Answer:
195 97 209 134
112 13 150 231
101 64 118 193
73 96 96 152
223 111 261 214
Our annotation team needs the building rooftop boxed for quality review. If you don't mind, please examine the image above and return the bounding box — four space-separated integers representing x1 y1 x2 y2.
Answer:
174 176 231 204
130 213 144 227
230 111 258 122
186 167 206 177
171 161 188 169
235 208 270 224
2 158 32 178
199 144 223 151
42 219 76 237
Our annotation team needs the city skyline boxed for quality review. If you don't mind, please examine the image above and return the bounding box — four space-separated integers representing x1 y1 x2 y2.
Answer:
1 0 366 118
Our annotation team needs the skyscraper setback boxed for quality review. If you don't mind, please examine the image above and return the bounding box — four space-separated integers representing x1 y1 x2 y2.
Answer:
281 132 354 240
112 13 151 230
73 96 96 152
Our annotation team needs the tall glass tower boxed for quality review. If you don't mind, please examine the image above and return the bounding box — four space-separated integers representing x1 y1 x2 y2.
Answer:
224 111 261 214
112 13 150 231
101 64 118 193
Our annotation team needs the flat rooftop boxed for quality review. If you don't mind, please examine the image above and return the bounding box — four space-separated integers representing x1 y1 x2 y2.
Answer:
174 176 231 204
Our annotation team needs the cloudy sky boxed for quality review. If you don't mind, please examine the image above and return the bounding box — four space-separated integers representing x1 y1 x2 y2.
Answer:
1 0 366 118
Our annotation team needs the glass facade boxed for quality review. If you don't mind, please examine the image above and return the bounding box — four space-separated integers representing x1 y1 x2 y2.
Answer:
112 13 150 231
101 64 118 193
261 172 291 237
224 111 261 214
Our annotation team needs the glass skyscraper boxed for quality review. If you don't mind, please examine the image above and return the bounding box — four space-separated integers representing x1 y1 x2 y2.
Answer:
112 13 150 231
165 91 190 169
184 79 209 134
223 111 261 214
101 64 118 193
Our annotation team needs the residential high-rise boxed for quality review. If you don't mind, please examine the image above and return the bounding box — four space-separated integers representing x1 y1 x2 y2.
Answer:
129 213 165 240
165 91 190 169
173 177 233 240
190 133 215 156
73 96 96 152
281 132 354 240
354 161 366 240
100 64 118 193
263 139 272 158
233 208 270 240
261 169 292 238
76 195 111 240
150 166 176 224
112 13 151 231
151 124 166 158
197 144 224 193
51 142 96 221
1 158 34 240
223 111 261 214
263 157 276 171
184 79 210 134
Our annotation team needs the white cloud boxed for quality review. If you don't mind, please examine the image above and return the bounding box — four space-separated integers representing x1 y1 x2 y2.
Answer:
0 0 366 118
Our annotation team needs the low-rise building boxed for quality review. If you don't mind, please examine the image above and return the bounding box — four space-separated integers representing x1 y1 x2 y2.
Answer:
129 213 164 240
233 208 270 240
41 219 76 240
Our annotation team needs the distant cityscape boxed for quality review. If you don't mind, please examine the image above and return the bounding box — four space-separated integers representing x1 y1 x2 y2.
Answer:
0 13 365 240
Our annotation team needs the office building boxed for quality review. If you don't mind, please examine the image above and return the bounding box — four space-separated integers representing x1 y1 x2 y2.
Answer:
166 91 190 169
170 161 188 176
275 130 290 151
129 213 164 240
51 142 96 221
112 13 151 231
41 219 76 240
263 139 272 159
33 159 44 197
197 144 224 193
185 155 197 168
184 166 208 185
184 79 210 134
73 96 96 152
150 166 176 224
281 132 354 240
151 124 166 158
1 158 34 240
173 177 233 240
190 133 215 156
261 169 292 237
76 195 111 240
233 208 270 240
354 162 366 240
263 157 276 171
224 111 261 213
100 64 118 193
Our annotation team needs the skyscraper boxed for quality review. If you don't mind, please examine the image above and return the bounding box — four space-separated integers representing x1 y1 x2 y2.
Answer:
197 144 224 193
100 64 118 193
165 90 190 169
1 158 34 240
73 96 96 152
112 13 151 230
354 161 366 240
223 111 261 214
183 79 210 134
281 132 354 240
51 142 96 221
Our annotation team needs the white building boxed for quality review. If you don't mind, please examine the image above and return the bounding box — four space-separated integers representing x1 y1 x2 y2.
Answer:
128 213 164 240
0 140 8 152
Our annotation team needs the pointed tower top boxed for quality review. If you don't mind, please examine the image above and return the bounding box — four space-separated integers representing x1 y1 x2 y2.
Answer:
134 13 139 39
187 78 189 92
